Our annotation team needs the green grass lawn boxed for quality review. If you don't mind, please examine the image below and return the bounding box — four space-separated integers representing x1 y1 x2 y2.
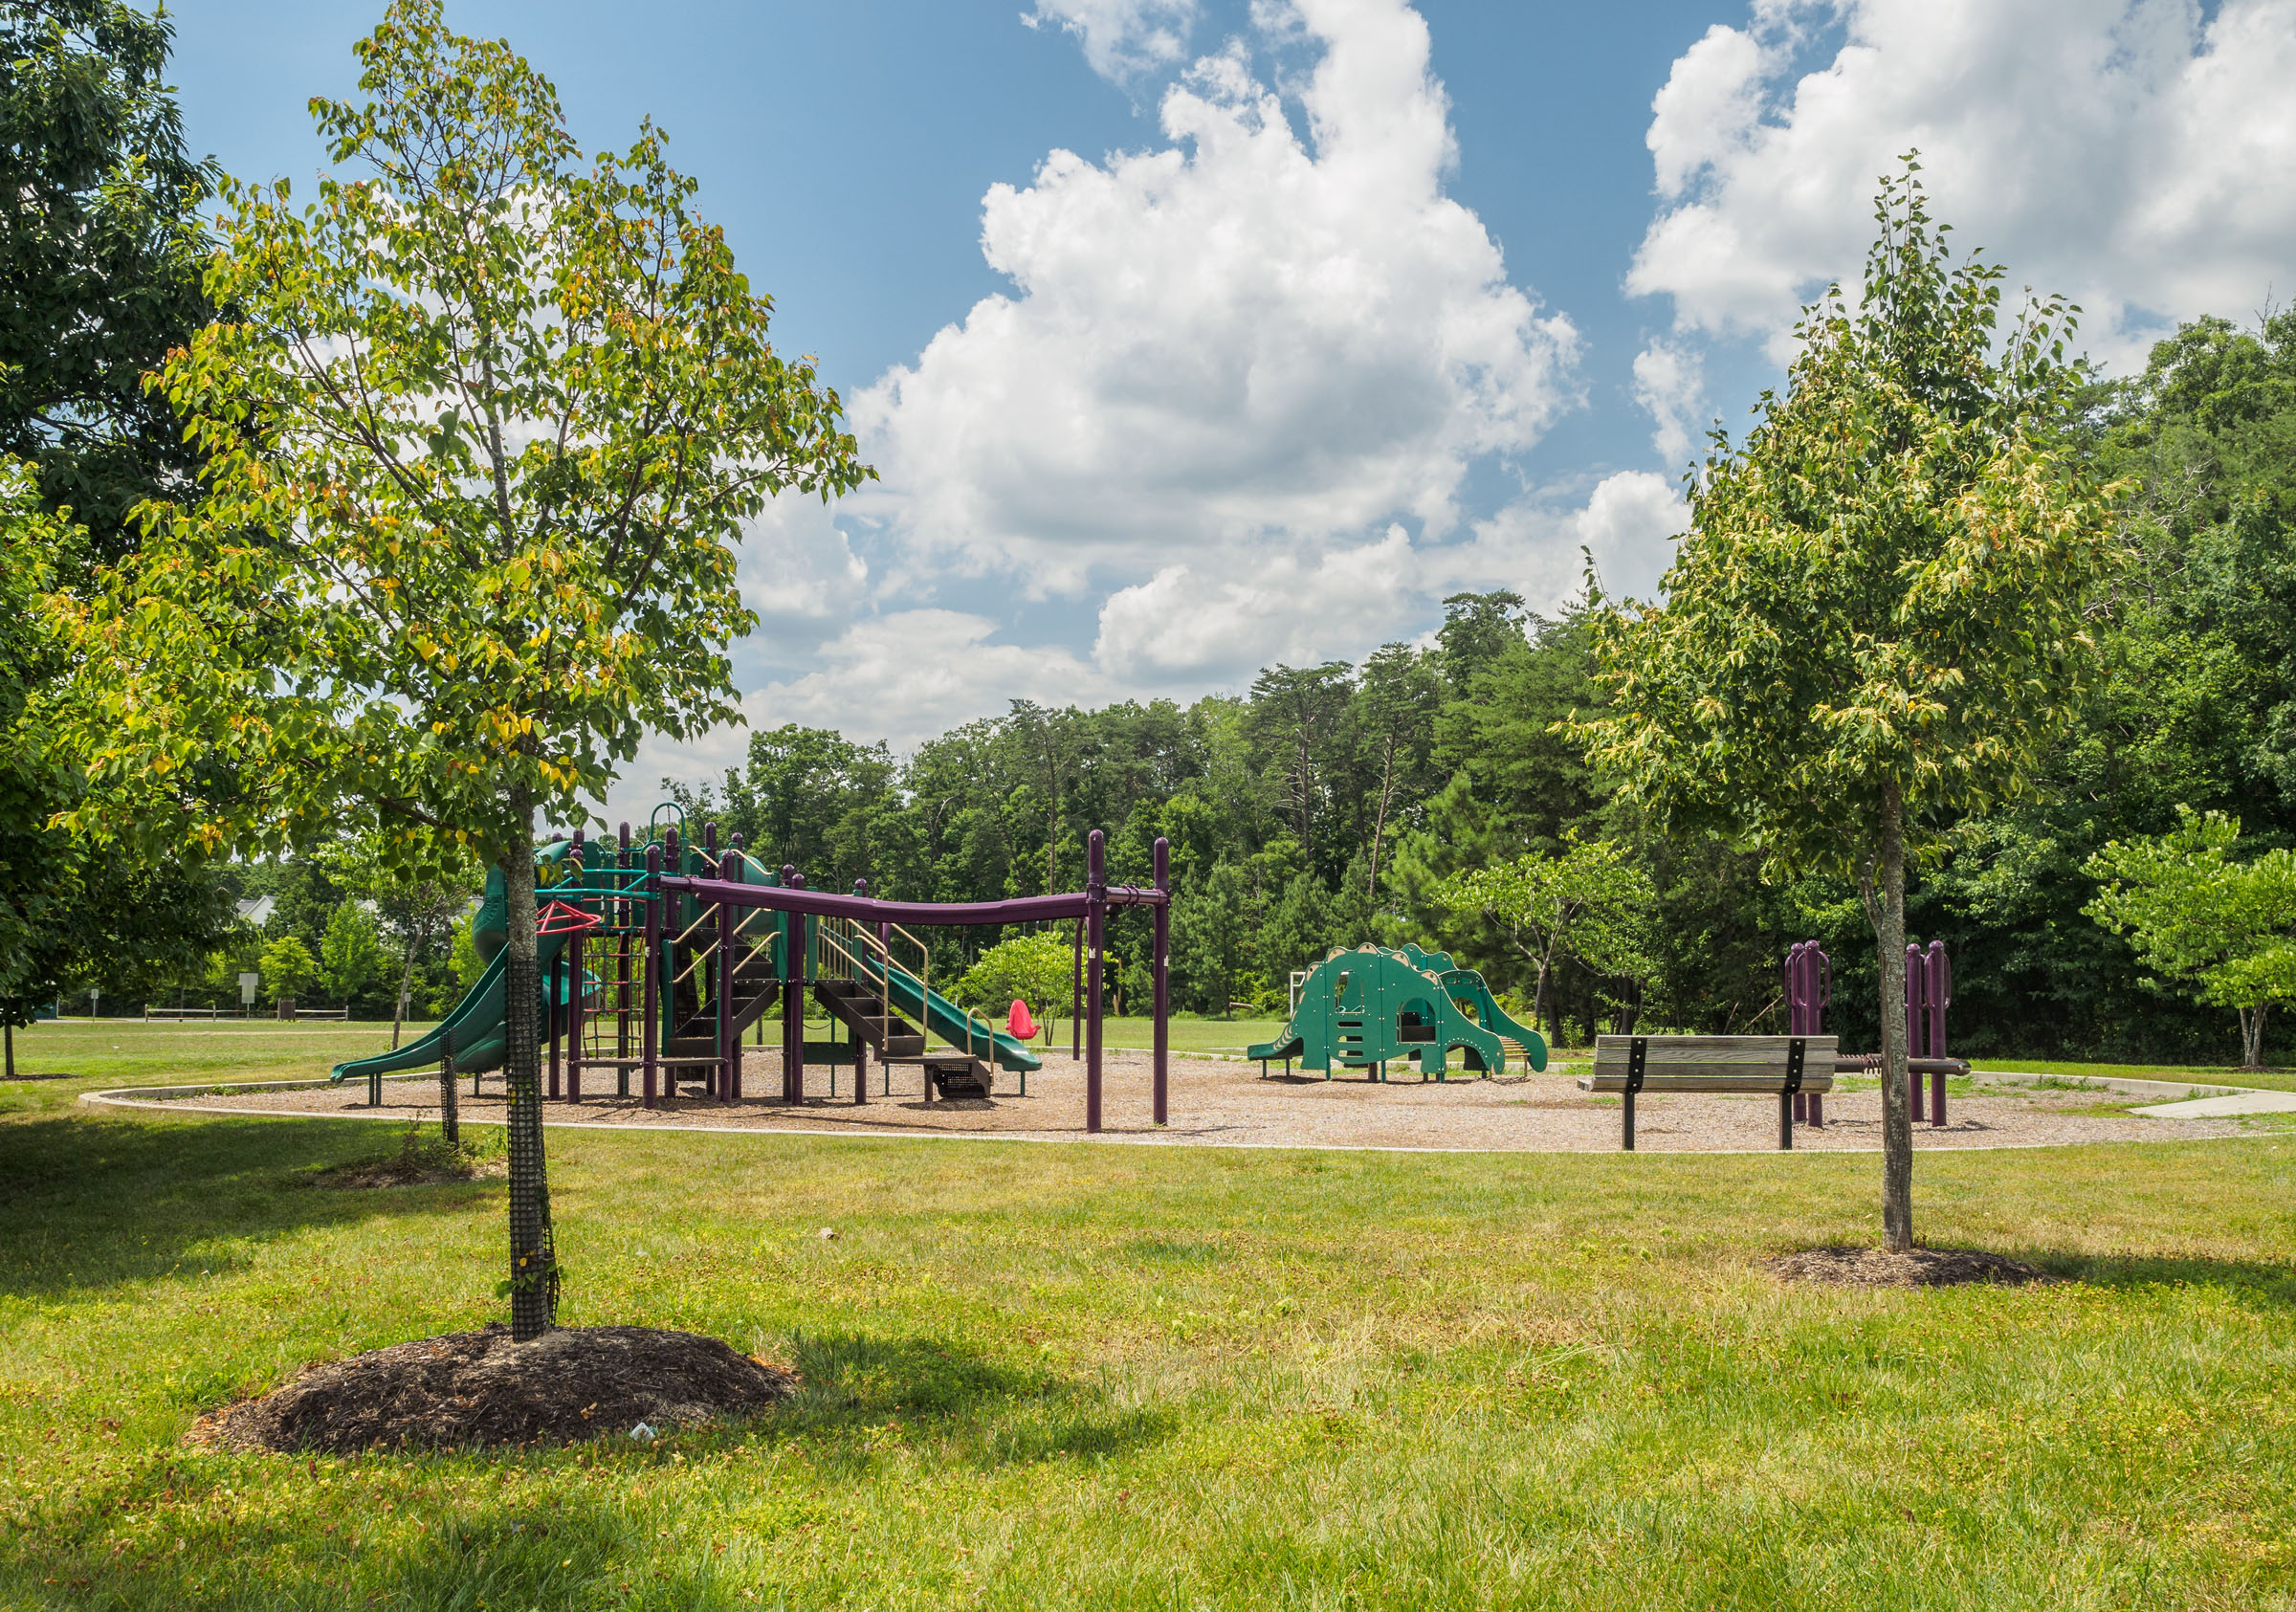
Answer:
4 1027 2295 1608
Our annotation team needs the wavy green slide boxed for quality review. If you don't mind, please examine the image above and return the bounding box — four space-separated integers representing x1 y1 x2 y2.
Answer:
330 839 580 1087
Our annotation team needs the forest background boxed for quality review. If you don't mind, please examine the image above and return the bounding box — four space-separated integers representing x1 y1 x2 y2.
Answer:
82 301 2295 1066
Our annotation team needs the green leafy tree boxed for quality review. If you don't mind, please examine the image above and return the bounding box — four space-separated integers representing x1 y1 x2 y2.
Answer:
1349 644 1445 900
0 0 215 560
1567 165 2122 1248
259 934 316 1003
62 3 869 1337
1 467 227 1071
1173 861 1256 1017
1247 663 1353 875
1435 837 1656 1044
318 899 386 1005
2085 808 2296 1069
954 932 1072 1042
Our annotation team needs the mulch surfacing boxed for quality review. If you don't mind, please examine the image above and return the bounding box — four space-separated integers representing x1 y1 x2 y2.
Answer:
1766 1246 2061 1289
189 1325 798 1453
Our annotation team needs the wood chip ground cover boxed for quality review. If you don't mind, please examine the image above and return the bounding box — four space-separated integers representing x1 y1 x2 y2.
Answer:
189 1326 797 1452
1765 1246 2061 1288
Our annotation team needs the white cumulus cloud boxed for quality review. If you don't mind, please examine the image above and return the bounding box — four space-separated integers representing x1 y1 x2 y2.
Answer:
1631 338 1708 468
1024 0 1200 81
855 0 1578 594
1629 0 2296 369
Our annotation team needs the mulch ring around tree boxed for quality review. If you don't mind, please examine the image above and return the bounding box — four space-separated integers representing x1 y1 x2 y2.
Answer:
1765 1246 2062 1289
188 1326 799 1453
305 1130 506 1190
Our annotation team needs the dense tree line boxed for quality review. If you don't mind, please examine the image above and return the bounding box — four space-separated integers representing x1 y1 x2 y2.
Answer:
673 307 2295 1064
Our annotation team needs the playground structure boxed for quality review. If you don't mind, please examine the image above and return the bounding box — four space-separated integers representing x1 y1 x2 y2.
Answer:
1247 943 1549 1078
1784 938 1964 1127
333 823 1172 1133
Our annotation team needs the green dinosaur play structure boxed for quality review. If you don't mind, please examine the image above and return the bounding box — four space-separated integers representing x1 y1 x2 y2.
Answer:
1247 943 1548 1079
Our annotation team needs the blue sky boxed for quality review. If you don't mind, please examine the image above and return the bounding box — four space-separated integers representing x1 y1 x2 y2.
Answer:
168 0 2296 808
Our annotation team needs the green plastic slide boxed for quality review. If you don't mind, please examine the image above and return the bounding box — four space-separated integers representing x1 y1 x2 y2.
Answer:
850 951 1044 1073
329 929 577 1085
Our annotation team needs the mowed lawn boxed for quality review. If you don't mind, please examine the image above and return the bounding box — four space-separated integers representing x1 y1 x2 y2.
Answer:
3 1029 2294 1608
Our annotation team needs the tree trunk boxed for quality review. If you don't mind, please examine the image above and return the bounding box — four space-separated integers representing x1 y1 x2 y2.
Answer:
1868 784 1914 1252
1368 735 1397 899
501 784 557 1339
4 1022 11 1080
438 1038 460 1148
392 925 419 1050
2240 1005 2267 1070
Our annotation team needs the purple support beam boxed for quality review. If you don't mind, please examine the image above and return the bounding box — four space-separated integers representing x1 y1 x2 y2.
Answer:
1927 939 1951 1127
567 831 586 1105
642 844 662 1108
878 913 894 1101
1086 829 1106 1134
851 879 871 1106
1907 942 1927 1123
1784 939 1829 1128
1153 836 1170 1127
617 824 633 1097
657 875 1166 925
783 864 804 1105
706 822 725 1101
725 836 746 1102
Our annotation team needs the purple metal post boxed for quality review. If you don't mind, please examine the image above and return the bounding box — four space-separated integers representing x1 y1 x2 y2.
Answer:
1152 836 1170 1126
724 836 745 1102
642 844 662 1108
782 864 803 1104
617 824 633 1096
704 822 723 1100
851 879 870 1106
1907 942 1927 1123
567 831 586 1105
1086 829 1106 1134
878 913 894 1100
1927 939 1951 1127
1784 940 1829 1127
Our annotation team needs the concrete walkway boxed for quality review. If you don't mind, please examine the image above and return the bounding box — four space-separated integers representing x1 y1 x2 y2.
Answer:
2130 1089 2296 1119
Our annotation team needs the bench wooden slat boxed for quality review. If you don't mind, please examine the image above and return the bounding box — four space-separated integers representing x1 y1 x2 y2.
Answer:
1578 1071 1836 1093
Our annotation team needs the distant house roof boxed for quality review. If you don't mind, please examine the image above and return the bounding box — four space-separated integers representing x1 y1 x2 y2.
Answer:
235 894 276 926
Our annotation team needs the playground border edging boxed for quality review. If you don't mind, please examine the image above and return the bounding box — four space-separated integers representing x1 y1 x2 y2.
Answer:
76 1072 2296 1158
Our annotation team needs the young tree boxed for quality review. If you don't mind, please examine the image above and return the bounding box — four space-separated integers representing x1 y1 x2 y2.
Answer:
260 935 317 1004
319 899 386 1005
1567 166 2122 1249
62 3 869 1337
954 932 1073 1042
1434 837 1656 1046
2085 808 2296 1069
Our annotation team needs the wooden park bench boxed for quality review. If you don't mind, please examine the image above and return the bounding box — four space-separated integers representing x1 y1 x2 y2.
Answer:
1578 1034 1838 1151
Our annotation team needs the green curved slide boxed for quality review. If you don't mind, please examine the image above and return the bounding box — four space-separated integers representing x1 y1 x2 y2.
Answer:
850 951 1044 1074
330 839 581 1087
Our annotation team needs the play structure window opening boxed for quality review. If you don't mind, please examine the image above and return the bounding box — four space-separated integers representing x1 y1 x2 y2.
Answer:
1397 997 1439 1044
